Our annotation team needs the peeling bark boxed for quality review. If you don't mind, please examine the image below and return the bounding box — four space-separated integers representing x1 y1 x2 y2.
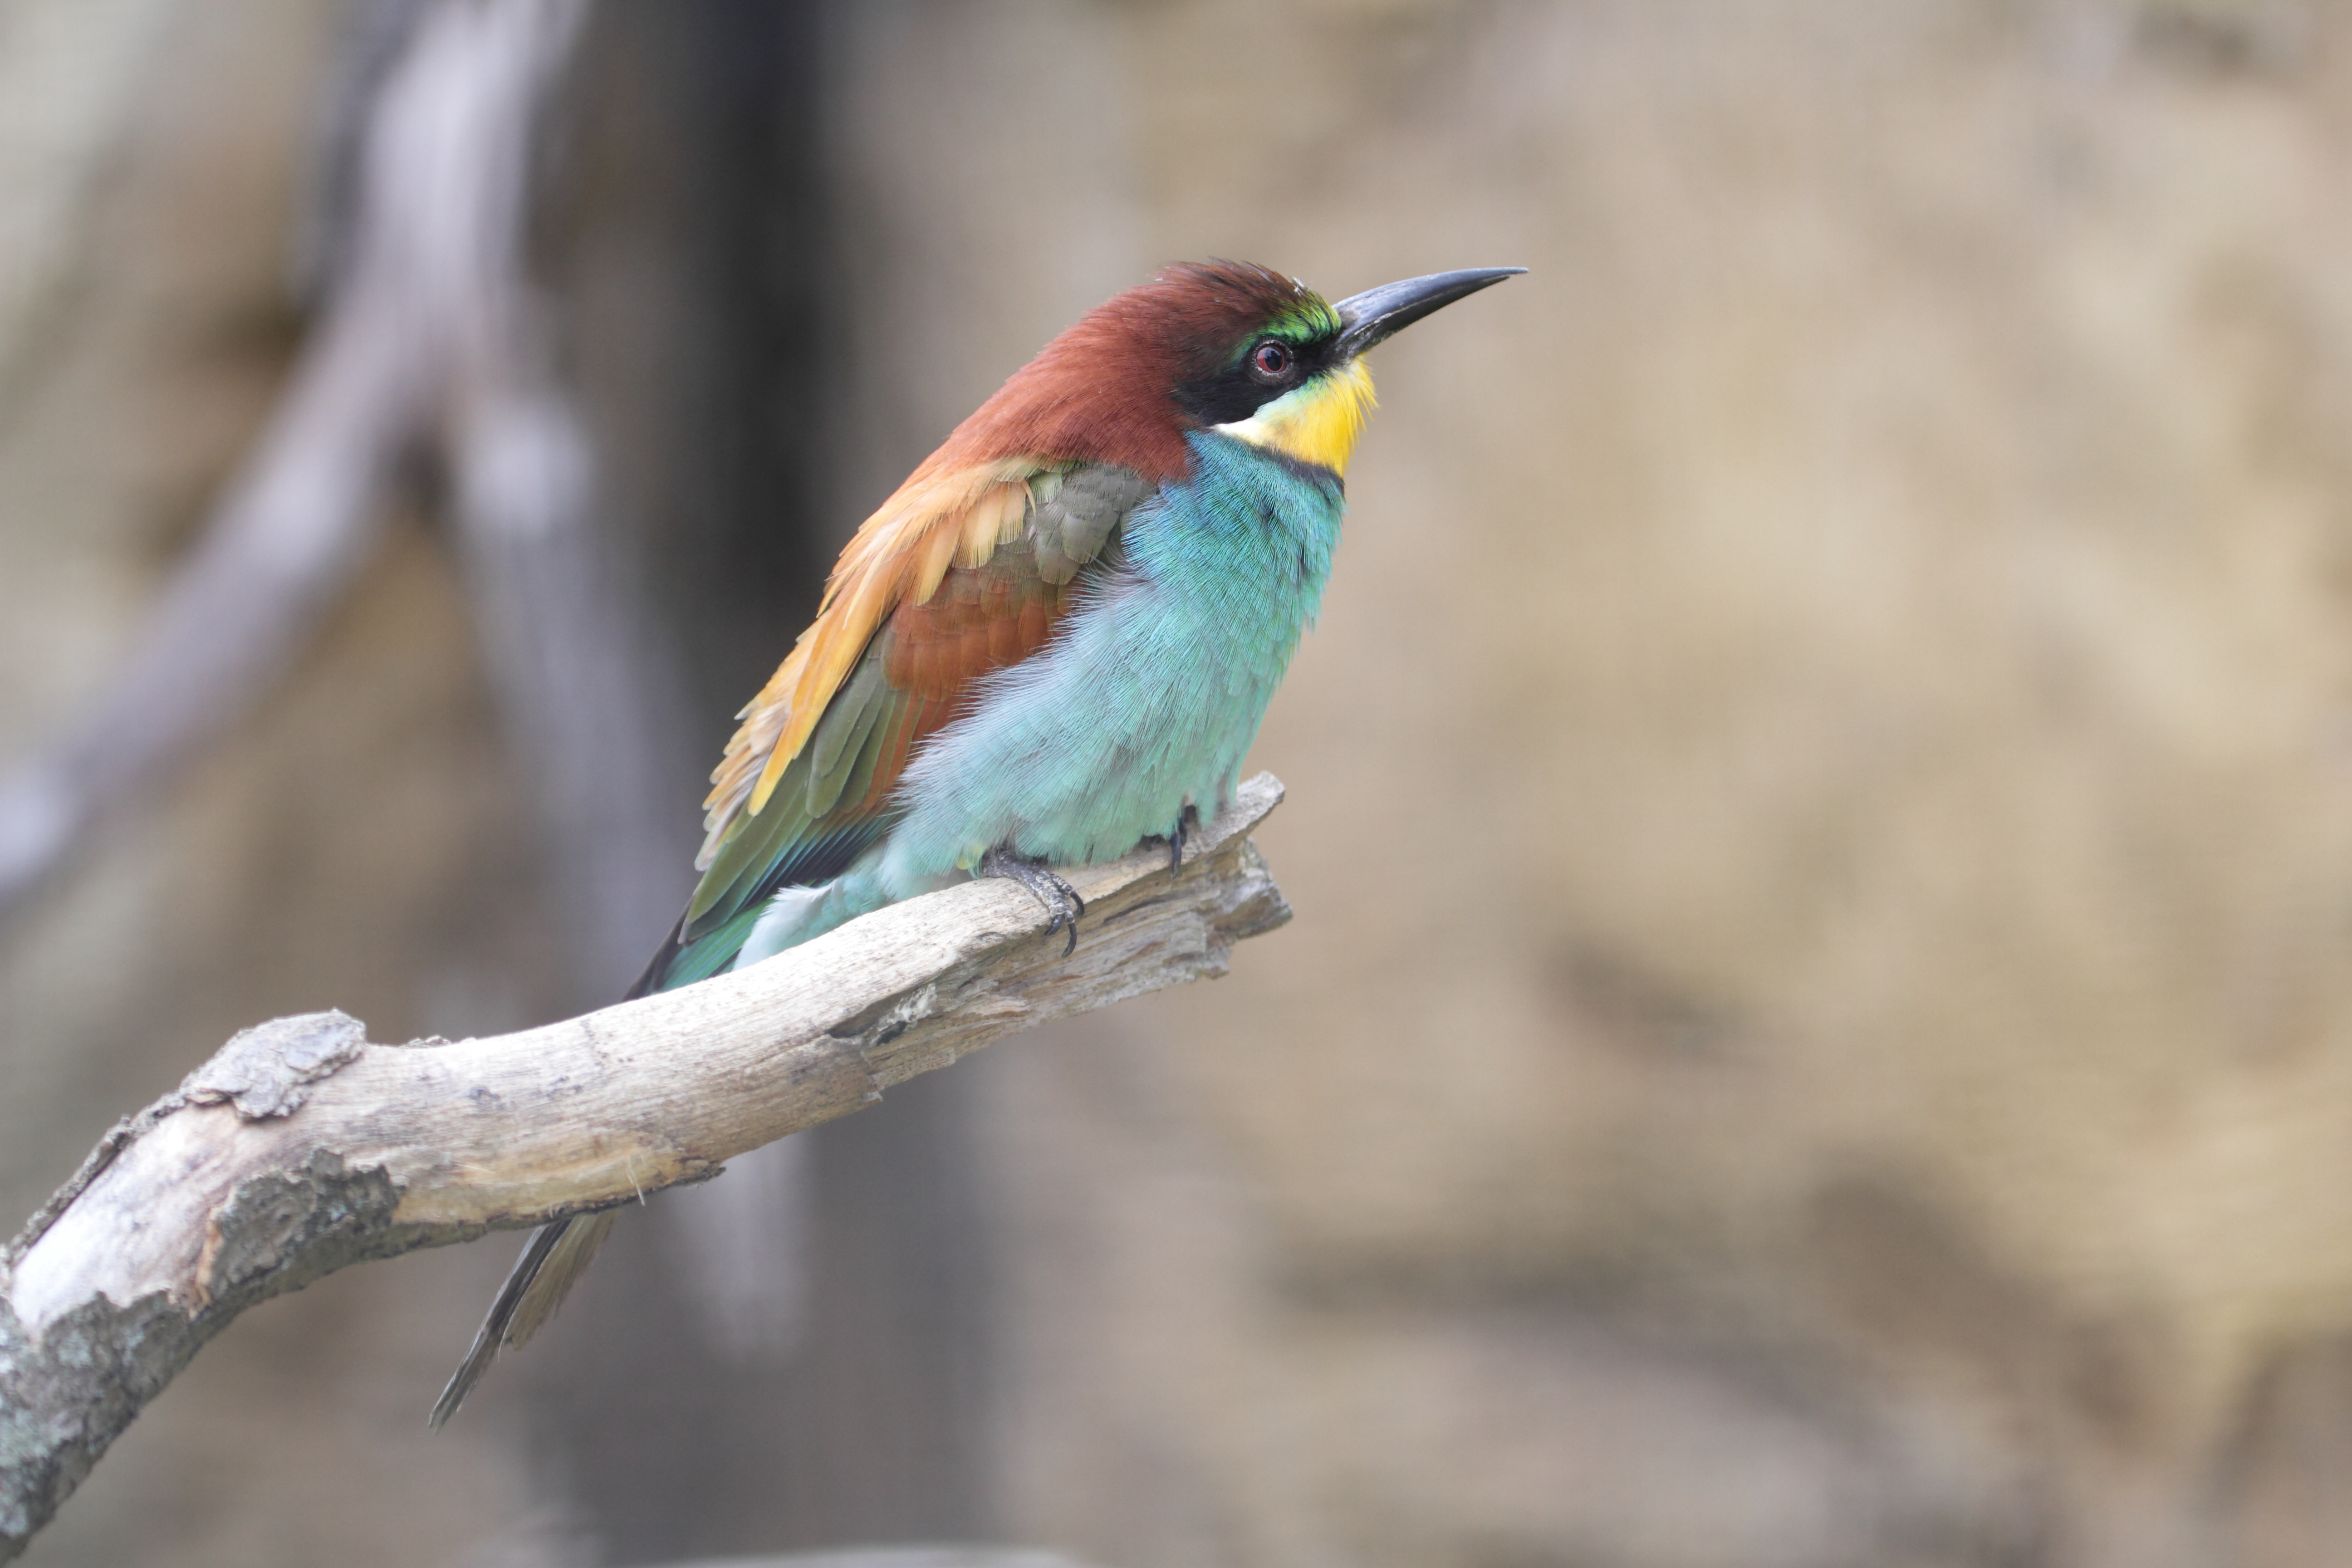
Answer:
0 773 1289 1561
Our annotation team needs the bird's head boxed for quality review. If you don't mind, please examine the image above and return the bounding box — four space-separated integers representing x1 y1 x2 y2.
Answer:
932 260 1526 485
1159 261 1526 477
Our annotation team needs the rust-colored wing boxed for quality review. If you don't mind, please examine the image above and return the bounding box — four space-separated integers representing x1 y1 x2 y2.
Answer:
647 461 1154 991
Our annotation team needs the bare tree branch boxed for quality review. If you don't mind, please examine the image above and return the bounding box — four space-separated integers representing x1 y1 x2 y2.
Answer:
0 0 693 998
0 774 1289 1562
0 219 421 916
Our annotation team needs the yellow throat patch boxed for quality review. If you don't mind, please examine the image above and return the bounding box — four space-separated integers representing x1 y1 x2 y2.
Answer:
1217 359 1377 476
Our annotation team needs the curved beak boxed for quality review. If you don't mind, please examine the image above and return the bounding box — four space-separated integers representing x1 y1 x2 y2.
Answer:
1333 266 1526 358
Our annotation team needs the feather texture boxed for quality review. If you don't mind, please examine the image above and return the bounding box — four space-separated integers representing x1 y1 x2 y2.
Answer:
676 463 1154 974
698 261 1327 867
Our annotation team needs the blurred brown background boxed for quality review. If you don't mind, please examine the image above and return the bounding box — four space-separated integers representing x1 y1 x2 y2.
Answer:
7 0 2352 1564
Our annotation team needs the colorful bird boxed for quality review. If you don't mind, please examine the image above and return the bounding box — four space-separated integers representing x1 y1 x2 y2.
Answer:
431 259 1523 1426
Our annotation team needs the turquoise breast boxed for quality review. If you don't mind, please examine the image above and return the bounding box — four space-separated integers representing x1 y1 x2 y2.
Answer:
872 431 1345 894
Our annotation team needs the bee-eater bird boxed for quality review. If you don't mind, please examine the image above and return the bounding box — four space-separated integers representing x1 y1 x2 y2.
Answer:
431 259 1523 1426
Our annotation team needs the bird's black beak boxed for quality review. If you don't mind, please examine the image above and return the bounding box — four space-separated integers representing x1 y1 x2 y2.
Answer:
1333 267 1526 358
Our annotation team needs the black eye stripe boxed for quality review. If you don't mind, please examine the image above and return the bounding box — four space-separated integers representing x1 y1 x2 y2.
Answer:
1174 332 1339 426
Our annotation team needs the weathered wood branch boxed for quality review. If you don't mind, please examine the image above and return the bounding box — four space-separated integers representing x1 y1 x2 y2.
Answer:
0 774 1290 1562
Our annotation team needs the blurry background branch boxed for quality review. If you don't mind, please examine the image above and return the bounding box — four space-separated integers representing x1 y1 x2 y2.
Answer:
0 773 1289 1564
0 0 687 996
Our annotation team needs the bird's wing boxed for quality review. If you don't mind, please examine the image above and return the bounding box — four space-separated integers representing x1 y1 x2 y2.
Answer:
649 459 1156 989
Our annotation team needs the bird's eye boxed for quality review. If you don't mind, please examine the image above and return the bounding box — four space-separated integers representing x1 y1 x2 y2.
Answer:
1250 340 1292 380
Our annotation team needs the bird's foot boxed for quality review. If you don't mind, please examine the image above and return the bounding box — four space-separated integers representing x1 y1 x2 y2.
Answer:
980 846 1085 956
1157 804 1202 876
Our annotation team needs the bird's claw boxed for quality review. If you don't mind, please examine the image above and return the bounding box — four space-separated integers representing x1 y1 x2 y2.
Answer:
1161 803 1200 876
980 846 1084 956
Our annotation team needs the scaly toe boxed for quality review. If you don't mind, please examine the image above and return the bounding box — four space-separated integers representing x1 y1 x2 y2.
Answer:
980 847 1084 955
1163 804 1200 877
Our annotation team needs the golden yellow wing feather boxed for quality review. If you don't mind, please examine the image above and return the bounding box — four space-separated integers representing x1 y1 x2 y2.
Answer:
698 456 1044 868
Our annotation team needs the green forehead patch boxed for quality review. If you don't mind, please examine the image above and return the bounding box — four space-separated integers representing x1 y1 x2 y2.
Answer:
1221 294 1342 366
1269 295 1342 342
